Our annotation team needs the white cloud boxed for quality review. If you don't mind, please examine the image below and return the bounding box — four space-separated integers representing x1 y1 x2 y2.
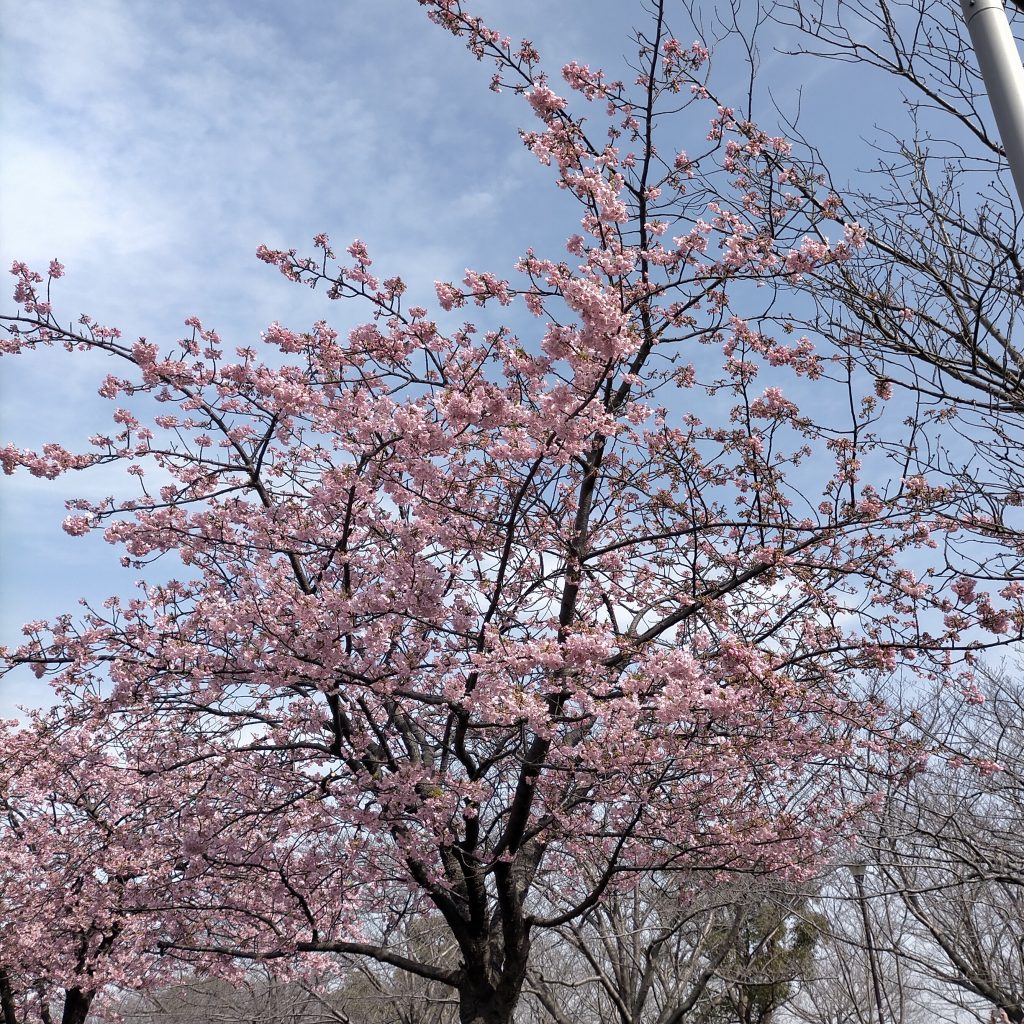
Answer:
1 139 178 266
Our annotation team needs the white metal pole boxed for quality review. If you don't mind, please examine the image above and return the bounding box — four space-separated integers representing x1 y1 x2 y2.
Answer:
961 0 1024 208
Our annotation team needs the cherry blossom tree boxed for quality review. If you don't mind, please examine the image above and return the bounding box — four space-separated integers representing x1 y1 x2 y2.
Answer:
0 2 1015 1023
0 715 173 1024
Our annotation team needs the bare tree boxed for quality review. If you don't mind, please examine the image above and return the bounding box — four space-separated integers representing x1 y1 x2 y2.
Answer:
522 872 818 1024
716 6 1024 1011
866 668 1024 1023
115 971 345 1024
114 951 460 1024
761 0 1024 590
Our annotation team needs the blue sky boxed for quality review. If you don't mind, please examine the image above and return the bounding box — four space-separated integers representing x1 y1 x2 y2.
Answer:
0 1 929 715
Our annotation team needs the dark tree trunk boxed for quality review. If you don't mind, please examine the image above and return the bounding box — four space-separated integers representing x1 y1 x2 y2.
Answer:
449 880 532 1023
458 983 520 1024
60 988 92 1024
456 948 530 1024
0 967 18 1024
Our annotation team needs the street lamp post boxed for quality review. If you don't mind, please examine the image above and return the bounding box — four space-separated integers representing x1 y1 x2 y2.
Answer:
960 0 1024 208
850 862 886 1024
